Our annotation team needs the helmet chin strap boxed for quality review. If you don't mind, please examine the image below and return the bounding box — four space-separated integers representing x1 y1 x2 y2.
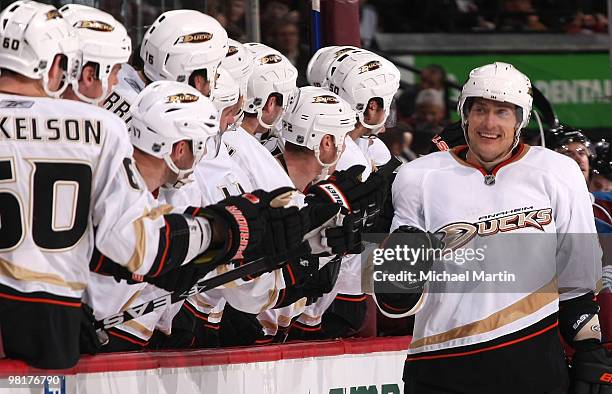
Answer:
313 145 344 183
256 108 282 130
357 110 388 135
163 155 195 189
70 77 108 105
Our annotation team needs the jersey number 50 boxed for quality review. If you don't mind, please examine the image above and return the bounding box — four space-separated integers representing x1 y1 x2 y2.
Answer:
0 159 91 251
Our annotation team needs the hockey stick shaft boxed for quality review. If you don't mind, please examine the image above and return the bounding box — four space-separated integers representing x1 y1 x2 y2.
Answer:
96 256 280 330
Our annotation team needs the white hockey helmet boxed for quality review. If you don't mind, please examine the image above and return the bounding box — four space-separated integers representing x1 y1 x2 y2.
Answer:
307 45 365 88
211 67 240 132
211 67 239 112
457 62 533 149
243 43 298 129
222 39 254 99
60 4 131 105
130 80 221 188
282 86 355 168
0 1 81 98
140 10 228 90
326 51 400 132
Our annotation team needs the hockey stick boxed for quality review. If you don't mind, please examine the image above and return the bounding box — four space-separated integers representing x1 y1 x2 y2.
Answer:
95 255 284 331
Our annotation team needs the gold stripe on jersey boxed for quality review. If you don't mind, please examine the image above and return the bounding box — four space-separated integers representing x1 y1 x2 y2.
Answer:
409 277 558 350
258 269 283 313
126 205 174 273
118 290 154 339
259 319 278 332
0 257 86 291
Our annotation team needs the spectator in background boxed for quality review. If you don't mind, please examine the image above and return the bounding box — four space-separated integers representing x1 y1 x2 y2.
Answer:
408 88 447 155
379 123 417 162
261 0 299 45
224 0 247 41
269 18 309 86
566 11 608 34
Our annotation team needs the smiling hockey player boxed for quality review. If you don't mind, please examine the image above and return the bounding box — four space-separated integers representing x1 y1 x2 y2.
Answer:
388 62 604 393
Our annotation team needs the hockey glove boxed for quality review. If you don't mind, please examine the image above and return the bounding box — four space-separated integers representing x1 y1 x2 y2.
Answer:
305 165 387 232
300 202 358 256
569 339 612 394
194 187 294 266
378 226 443 293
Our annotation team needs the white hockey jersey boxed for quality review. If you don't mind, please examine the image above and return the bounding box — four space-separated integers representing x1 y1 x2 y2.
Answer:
357 137 391 167
0 94 208 302
390 144 602 354
102 64 145 125
223 126 294 192
296 137 373 328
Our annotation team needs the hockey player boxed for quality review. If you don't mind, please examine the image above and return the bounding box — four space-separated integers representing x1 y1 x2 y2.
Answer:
387 62 604 393
59 4 131 105
0 1 306 369
223 43 298 191
288 50 400 339
86 81 221 351
103 9 228 124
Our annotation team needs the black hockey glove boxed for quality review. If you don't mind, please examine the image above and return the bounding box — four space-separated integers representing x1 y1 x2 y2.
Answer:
195 187 299 266
305 165 388 232
377 225 443 293
569 339 612 394
301 203 360 256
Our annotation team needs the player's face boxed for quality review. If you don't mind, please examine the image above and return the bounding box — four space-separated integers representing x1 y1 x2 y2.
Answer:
363 97 385 128
589 173 612 192
108 64 122 91
168 141 195 183
220 98 244 132
556 141 590 181
467 98 518 163
262 95 284 125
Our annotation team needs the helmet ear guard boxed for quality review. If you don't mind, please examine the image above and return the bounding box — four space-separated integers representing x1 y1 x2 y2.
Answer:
281 86 356 177
129 80 221 188
0 1 82 98
140 9 228 88
326 51 400 135
243 43 298 130
60 4 132 104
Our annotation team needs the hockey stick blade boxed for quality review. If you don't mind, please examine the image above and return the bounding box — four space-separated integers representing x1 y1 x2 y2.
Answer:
96 256 280 331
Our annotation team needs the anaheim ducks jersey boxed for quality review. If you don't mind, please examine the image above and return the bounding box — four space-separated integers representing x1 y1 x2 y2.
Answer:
295 137 373 328
357 137 391 167
102 64 145 125
390 144 602 355
223 126 294 192
0 94 210 302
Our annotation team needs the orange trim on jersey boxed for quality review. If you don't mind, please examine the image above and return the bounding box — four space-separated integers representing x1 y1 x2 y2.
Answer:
0 291 81 308
449 144 530 177
275 288 286 307
151 219 171 278
204 323 220 331
254 338 274 344
406 321 558 361
108 329 148 347
93 254 105 273
293 322 322 332
191 207 201 217
184 302 209 322
335 294 367 302
285 264 296 286
491 144 529 175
